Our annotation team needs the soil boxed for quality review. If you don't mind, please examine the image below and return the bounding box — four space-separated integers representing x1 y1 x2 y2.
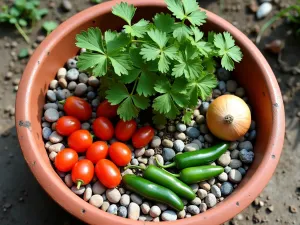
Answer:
0 0 299 224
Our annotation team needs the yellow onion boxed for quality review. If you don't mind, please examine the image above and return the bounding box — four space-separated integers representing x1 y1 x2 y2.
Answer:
206 95 251 141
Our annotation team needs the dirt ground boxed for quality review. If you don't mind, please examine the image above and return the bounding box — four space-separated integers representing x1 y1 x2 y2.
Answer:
0 0 299 224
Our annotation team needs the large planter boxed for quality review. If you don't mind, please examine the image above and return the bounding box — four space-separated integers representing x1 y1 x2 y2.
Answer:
15 0 285 224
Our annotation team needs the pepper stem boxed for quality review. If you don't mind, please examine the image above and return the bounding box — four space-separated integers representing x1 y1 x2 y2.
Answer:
76 180 83 189
161 168 180 177
124 165 145 171
59 100 66 105
155 157 176 168
224 114 234 124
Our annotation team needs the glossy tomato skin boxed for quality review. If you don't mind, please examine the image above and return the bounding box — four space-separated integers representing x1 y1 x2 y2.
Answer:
115 120 137 141
86 141 109 164
95 159 121 188
71 159 94 186
92 117 114 141
132 126 155 148
96 100 118 119
68 130 93 153
109 142 132 166
56 116 81 136
54 148 78 172
64 96 92 121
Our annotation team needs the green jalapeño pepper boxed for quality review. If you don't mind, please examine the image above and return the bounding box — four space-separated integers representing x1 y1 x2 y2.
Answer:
157 142 229 170
125 165 196 201
122 174 184 211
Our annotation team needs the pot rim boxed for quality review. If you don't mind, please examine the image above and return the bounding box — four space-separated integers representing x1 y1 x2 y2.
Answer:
15 0 285 224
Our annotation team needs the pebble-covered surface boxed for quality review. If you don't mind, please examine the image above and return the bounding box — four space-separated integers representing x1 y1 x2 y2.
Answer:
42 56 256 221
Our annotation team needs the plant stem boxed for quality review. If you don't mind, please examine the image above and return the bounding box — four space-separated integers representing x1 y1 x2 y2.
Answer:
76 180 83 189
15 22 30 44
161 168 180 177
124 165 145 170
155 157 176 168
131 40 146 43
130 77 139 95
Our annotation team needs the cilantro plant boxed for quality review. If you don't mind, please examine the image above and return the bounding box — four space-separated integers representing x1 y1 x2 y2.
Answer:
0 0 48 43
75 0 243 125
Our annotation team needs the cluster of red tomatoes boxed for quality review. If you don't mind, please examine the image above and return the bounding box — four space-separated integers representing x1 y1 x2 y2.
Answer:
53 96 155 189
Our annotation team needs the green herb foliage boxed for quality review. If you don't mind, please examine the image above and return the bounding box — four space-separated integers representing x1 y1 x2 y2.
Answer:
42 21 58 35
0 0 48 43
76 0 243 124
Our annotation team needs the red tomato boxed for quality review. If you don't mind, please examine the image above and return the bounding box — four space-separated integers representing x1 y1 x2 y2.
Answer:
56 116 81 136
108 142 132 166
54 148 78 172
115 120 137 141
96 100 118 119
132 126 155 148
71 159 94 188
68 130 93 153
64 96 92 121
86 141 108 164
95 159 121 188
92 117 114 141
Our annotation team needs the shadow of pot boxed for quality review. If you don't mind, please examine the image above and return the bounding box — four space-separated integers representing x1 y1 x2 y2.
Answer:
15 0 285 224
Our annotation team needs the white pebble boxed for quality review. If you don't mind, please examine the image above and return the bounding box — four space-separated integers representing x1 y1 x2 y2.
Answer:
199 203 207 212
83 184 92 201
199 182 211 191
190 197 201 205
161 210 177 221
218 172 228 182
57 67 67 79
71 186 85 195
197 189 208 199
190 183 199 193
130 193 143 205
141 202 150 214
229 169 242 183
177 210 186 219
145 149 155 157
64 174 73 188
106 189 121 203
48 151 57 161
92 181 106 195
49 131 63 143
217 153 231 166
101 201 110 211
128 202 140 220
89 194 103 207
256 2 272 19
120 194 130 206
49 143 65 153
135 148 145 157
205 193 217 208
150 205 161 217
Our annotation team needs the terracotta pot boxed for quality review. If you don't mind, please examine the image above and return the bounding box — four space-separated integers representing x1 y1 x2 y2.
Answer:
15 0 285 224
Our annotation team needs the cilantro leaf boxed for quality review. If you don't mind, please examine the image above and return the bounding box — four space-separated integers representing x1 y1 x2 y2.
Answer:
112 2 136 25
173 23 192 41
105 30 130 54
165 0 185 20
117 97 139 121
153 93 172 113
132 95 150 109
189 27 213 57
214 32 243 71
77 52 107 76
153 13 175 33
105 83 129 105
75 27 105 54
124 19 150 38
182 109 193 124
109 53 132 76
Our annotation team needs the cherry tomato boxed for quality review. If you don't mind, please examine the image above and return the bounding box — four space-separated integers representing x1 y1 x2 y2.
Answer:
92 117 114 141
54 148 78 172
95 159 121 188
68 130 93 153
56 116 81 136
108 142 132 166
115 119 137 141
64 96 92 121
96 100 118 119
132 126 155 148
71 159 94 188
86 141 109 164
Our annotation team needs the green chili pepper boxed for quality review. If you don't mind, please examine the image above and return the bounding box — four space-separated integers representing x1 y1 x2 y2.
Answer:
156 142 229 170
122 174 184 211
125 165 196 201
165 165 224 184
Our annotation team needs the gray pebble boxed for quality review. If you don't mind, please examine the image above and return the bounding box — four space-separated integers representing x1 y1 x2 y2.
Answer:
197 189 208 199
199 124 209 134
211 185 221 198
74 83 87 96
59 111 65 118
248 130 256 141
130 193 143 205
87 91 96 100
250 121 256 130
200 102 210 115
221 182 233 196
204 134 214 143
128 202 140 220
229 169 242 183
131 158 139 165
118 206 128 218
42 127 52 140
161 210 177 221
218 81 226 92
62 0 72 11
50 80 58 89
239 149 254 163
49 143 65 153
173 140 185 152
167 125 176 132
199 203 207 212
141 202 150 214
57 68 67 79
58 103 64 111
88 76 100 87
49 131 63 143
89 194 103 207
71 186 85 195
186 127 200 138
121 169 133 176
198 135 205 142
81 122 90 130
212 89 222 98
162 148 175 161
195 115 205 124
218 172 228 182
66 68 79 81
42 122 51 128
238 141 253 150
217 68 231 81
67 58 77 69
184 143 199 152
151 136 161 148
106 189 121 203
78 73 88 83
67 81 77 91
58 78 68 89
64 174 73 187
120 194 130 206
145 149 155 157
56 90 66 100
229 141 238 150
52 122 57 130
217 153 231 166
257 2 272 19
44 108 59 122
174 132 186 141
230 149 240 159
92 181 106 195
44 103 58 110
91 99 100 107
176 123 186 132
226 80 238 92
83 184 92 201
189 183 199 193
224 166 232 173
47 90 56 102
187 205 200 215
107 204 118 215
238 167 246 176
150 205 161 217
162 139 173 148
208 178 215 185
235 87 245 97
229 159 243 169
157 203 167 211
205 193 217 208
190 197 201 205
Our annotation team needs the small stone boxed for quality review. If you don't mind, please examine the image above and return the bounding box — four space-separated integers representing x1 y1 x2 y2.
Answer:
130 193 143 205
235 87 245 97
47 90 56 102
128 202 140 220
217 68 231 81
184 143 199 152
229 142 239 150
89 194 103 207
71 186 85 195
231 149 240 159
199 203 207 212
64 174 73 187
229 159 243 169
49 151 57 161
189 183 199 193
252 213 261 223
256 2 272 19
61 0 72 11
205 193 217 208
106 189 121 203
162 148 175 161
239 149 254 164
176 123 186 132
92 181 106 195
118 206 128 218
208 178 215 185
157 203 167 211
187 205 199 215
248 130 256 141
199 182 211 191
238 167 246 176
67 58 77 69
83 184 92 201
162 139 173 148
67 81 77 91
66 68 79 81
137 157 147 164
58 78 68 89
81 122 90 130
74 83 87 96
49 143 65 153
49 80 58 89
247 0 258 12
221 182 233 196
44 108 59 122
204 134 214 143
229 169 242 183
42 127 52 140
78 73 88 83
200 102 210 115
49 131 63 143
192 139 202 149
217 153 231 166
211 185 221 197
150 206 161 217
199 124 209 134
174 132 186 141
177 210 186 219
236 213 244 221
145 149 155 157
141 202 150 214
57 68 67 79
88 76 100 87
118 193 130 206
107 204 118 215
166 125 175 132
122 168 133 176
171 140 184 153
226 80 238 92
101 201 109 211
91 99 100 107
289 205 297 213
195 115 205 124
161 210 177 221
238 141 253 150
190 197 201 205
197 189 208 199
224 166 232 173
151 136 161 148
218 172 228 182
130 158 139 166
87 91 96 100
218 81 226 92
212 89 222 98
13 78 20 85
186 127 200 138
